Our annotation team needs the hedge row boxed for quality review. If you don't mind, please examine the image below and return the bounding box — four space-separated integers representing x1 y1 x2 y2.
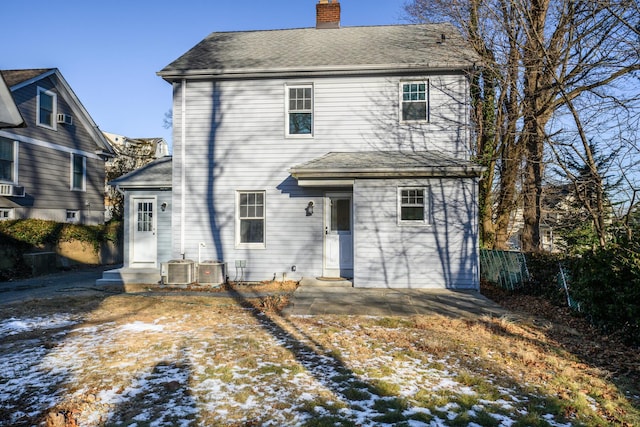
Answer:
524 248 640 347
0 219 120 250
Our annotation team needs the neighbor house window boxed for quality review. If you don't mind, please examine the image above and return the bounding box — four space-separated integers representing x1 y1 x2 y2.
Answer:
37 87 56 129
0 208 14 220
66 210 79 223
398 187 428 224
401 81 428 122
286 85 313 136
0 138 16 182
71 154 86 191
237 191 265 247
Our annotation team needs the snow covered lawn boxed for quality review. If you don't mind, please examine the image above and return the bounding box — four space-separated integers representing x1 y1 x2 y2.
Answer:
0 294 637 426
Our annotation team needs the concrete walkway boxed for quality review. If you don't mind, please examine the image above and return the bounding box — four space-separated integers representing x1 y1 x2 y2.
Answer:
282 277 509 318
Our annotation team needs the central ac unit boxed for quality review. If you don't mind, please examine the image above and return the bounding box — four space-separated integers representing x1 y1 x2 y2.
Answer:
56 113 73 125
163 260 194 285
197 261 226 286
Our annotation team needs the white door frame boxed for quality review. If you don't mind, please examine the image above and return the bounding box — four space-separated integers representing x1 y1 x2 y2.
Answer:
130 195 158 267
323 192 354 278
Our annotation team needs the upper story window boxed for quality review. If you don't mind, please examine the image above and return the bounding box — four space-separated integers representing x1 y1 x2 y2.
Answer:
398 187 429 225
0 138 16 183
236 191 266 248
401 81 429 122
37 87 57 129
286 85 313 137
71 154 86 191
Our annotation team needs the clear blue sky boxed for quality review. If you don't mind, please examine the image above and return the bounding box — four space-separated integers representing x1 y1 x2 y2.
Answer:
2 0 409 150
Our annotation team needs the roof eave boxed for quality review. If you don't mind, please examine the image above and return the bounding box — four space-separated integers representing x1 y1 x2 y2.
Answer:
158 63 477 81
290 166 486 179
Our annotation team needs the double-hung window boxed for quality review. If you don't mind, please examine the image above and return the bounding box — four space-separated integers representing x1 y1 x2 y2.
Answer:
398 187 429 224
37 87 56 129
71 154 86 191
286 85 313 136
0 138 16 182
237 191 265 247
401 81 428 122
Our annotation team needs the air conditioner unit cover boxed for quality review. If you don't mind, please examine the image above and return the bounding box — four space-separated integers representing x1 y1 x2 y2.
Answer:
198 261 226 286
165 259 194 285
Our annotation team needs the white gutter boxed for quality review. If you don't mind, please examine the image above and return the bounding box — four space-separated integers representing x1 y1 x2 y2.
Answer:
180 79 187 257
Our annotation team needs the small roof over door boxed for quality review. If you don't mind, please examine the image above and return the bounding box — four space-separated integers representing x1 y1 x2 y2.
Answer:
289 151 485 187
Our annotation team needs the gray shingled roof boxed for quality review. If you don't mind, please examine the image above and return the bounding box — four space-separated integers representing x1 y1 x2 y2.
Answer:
109 156 172 189
158 24 479 79
290 151 484 178
0 69 54 87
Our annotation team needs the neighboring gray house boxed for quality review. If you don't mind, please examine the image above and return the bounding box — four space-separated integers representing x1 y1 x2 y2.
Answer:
146 1 483 288
0 69 114 224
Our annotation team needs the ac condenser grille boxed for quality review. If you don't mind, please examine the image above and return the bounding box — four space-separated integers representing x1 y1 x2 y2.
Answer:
198 261 225 286
165 260 194 285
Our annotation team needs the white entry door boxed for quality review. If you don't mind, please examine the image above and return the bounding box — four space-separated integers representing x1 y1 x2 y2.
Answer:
131 197 157 266
324 193 353 277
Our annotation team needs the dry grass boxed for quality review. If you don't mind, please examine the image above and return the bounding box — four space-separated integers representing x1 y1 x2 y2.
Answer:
0 288 638 426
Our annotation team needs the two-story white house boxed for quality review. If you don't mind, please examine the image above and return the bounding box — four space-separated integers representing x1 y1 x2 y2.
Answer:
116 1 483 289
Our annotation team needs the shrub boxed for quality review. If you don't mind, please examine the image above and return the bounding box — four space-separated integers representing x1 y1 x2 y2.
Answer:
566 245 640 346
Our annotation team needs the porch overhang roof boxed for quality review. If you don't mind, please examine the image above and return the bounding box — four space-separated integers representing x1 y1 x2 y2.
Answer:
289 151 485 186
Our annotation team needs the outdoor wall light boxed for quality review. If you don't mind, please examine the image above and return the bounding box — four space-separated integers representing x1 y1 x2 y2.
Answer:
306 201 314 216
161 202 168 212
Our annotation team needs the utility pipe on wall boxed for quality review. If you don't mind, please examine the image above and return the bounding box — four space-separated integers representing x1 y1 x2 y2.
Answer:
180 79 187 258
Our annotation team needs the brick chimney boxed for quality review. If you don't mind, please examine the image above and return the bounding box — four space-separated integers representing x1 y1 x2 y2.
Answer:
316 0 340 29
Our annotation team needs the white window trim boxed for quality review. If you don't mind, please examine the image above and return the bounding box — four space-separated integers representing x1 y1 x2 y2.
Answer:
399 80 429 123
66 209 79 223
235 190 266 249
285 83 314 138
397 186 430 226
36 86 57 130
0 139 18 184
70 153 86 192
0 208 14 220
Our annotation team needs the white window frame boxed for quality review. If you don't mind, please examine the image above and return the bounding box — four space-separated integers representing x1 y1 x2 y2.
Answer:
400 81 429 123
37 87 57 130
0 208 14 220
66 210 79 223
70 154 86 191
397 187 429 225
235 190 266 249
285 84 314 138
0 139 18 184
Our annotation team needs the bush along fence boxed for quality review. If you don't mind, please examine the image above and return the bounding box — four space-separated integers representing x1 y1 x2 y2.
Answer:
481 248 640 347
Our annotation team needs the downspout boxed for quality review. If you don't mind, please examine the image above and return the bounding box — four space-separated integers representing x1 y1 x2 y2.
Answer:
180 79 187 258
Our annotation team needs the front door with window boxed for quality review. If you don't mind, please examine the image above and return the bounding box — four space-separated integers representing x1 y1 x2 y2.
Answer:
324 193 353 278
131 196 157 266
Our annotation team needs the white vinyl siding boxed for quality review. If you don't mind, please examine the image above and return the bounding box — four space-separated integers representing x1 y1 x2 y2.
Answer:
354 178 479 289
171 74 473 284
37 87 56 130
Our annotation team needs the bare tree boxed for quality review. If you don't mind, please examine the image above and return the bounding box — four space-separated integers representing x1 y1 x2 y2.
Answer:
406 0 640 251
